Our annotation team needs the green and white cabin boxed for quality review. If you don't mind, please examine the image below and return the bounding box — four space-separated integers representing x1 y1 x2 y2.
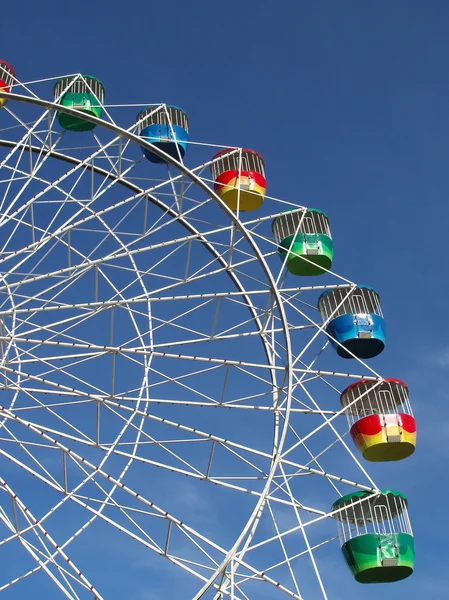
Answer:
54 75 105 132
332 490 414 584
271 208 333 276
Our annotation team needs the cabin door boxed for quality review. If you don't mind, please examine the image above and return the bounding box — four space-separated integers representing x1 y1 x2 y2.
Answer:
303 216 320 254
352 293 373 338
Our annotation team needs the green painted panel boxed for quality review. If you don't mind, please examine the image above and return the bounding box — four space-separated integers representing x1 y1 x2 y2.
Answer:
278 233 333 276
57 93 103 132
342 533 414 583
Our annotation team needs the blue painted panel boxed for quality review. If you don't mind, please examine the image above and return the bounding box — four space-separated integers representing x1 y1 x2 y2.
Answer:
326 313 386 359
140 124 189 163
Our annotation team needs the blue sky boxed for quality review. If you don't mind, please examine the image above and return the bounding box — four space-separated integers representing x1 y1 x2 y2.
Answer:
1 0 448 598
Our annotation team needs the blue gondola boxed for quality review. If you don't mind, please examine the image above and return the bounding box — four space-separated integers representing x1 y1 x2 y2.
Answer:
136 105 189 164
318 285 385 359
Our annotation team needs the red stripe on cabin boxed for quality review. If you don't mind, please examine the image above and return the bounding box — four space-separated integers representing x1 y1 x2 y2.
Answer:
398 413 416 433
351 415 384 437
350 413 416 440
214 170 266 189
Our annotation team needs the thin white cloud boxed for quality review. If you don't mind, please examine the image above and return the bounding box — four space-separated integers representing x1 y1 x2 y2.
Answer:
435 348 449 367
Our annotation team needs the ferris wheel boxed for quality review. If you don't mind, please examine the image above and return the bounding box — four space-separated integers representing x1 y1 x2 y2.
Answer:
0 63 416 599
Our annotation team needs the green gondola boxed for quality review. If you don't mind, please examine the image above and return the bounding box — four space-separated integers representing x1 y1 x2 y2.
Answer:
54 74 105 132
332 490 414 584
272 208 333 276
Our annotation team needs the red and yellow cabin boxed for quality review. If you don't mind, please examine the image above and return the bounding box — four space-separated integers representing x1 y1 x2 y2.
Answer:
0 60 15 108
210 148 266 212
340 379 416 462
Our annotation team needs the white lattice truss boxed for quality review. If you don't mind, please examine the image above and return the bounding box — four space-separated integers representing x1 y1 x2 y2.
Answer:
0 77 387 600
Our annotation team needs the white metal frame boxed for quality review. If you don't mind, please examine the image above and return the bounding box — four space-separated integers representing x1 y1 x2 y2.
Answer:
0 79 398 600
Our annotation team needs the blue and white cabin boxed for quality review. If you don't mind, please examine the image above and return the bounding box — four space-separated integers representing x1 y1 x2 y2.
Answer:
136 105 189 164
318 286 385 359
